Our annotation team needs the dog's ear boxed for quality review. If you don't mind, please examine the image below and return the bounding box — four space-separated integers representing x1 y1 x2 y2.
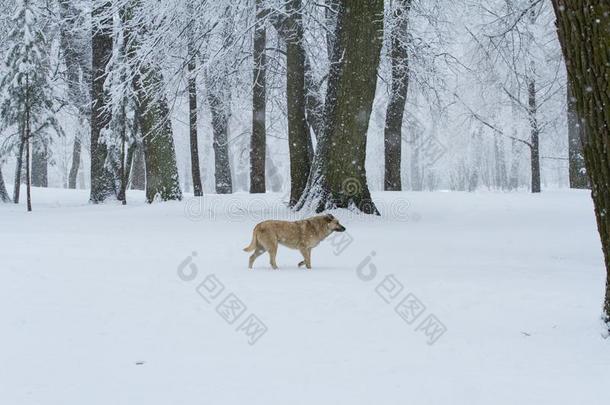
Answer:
325 213 335 221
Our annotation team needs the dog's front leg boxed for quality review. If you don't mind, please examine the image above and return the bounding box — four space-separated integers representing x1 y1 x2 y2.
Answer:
299 248 312 269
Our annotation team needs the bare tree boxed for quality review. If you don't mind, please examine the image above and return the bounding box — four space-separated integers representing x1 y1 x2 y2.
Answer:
384 0 412 191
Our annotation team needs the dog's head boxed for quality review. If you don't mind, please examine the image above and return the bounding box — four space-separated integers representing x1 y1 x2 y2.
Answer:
324 214 346 232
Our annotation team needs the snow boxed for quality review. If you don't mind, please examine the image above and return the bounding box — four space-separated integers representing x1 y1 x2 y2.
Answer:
1 187 609 405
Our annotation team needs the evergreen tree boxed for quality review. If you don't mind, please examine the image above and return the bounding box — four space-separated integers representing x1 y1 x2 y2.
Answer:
0 0 60 211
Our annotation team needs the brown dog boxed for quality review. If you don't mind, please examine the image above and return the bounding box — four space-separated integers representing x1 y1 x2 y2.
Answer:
243 214 346 269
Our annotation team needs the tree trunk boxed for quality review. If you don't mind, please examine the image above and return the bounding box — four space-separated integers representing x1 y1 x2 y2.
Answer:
286 0 312 206
250 0 267 193
0 166 10 202
528 78 541 193
134 67 182 203
31 142 48 187
25 79 32 212
13 134 24 203
90 1 116 203
68 136 81 189
551 0 610 333
207 92 233 194
59 0 90 190
187 35 203 197
567 82 588 189
297 0 384 214
384 0 411 191
130 142 145 190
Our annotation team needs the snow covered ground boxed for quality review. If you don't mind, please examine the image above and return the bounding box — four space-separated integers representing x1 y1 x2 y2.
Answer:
1 187 609 405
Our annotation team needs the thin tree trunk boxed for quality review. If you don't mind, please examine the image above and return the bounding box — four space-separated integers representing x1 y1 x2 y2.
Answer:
286 0 312 206
187 41 203 197
90 1 116 203
384 0 411 191
13 134 24 203
567 82 588 188
68 136 81 189
25 78 32 212
0 166 10 202
250 0 266 193
297 0 384 214
552 0 610 332
528 78 541 193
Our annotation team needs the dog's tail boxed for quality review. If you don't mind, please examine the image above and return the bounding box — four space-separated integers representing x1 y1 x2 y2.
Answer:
243 232 257 252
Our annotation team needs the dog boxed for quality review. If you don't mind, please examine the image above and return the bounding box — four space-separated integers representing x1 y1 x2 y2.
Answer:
243 214 346 270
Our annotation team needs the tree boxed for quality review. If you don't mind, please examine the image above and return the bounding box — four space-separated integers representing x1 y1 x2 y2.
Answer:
31 141 48 187
187 5 203 197
0 0 59 211
384 0 412 191
551 0 610 334
90 1 116 202
285 0 313 206
297 0 384 214
0 166 10 202
58 0 90 190
250 0 267 194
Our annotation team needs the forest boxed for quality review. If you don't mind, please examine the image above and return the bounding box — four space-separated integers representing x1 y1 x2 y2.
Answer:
1 0 609 403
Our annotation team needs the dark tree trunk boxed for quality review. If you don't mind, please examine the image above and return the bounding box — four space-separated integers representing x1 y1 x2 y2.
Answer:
134 67 182 203
250 0 266 193
528 78 541 193
31 143 48 188
286 0 312 206
25 80 32 212
552 0 610 332
187 39 203 197
384 0 411 191
68 136 81 189
90 1 116 203
297 0 384 214
130 142 145 190
567 82 588 189
207 92 233 194
0 166 10 202
13 135 24 203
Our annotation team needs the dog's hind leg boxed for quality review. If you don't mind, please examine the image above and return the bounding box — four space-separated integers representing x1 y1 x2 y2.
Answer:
248 248 265 269
267 244 279 270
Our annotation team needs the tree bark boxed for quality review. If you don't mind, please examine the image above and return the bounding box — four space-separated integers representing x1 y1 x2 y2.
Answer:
207 92 233 194
552 0 610 332
286 0 312 206
68 136 81 189
250 0 267 193
528 78 541 193
13 134 24 203
297 0 384 214
187 32 203 197
134 67 182 203
31 142 48 187
567 81 588 188
0 166 10 202
130 142 145 190
90 1 116 203
384 0 411 191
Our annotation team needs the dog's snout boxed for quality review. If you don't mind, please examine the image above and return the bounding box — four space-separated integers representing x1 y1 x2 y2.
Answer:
337 225 346 232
